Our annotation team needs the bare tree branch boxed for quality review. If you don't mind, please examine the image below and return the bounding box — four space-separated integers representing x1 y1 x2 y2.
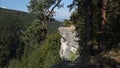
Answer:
47 0 62 17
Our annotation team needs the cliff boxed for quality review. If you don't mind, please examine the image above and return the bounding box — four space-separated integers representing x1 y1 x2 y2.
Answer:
58 25 79 61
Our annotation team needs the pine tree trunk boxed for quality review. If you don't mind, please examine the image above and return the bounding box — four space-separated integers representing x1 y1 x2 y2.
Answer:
101 0 108 50
84 0 93 55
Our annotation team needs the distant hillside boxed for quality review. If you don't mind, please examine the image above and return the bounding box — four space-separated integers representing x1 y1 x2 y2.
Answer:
48 20 62 34
0 7 62 33
0 8 62 67
0 7 28 13
0 8 35 31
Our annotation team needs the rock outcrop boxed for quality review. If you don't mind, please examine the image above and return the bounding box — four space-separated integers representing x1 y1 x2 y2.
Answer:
58 25 79 61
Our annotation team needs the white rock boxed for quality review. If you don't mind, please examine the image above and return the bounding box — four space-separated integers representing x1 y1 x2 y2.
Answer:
58 25 79 61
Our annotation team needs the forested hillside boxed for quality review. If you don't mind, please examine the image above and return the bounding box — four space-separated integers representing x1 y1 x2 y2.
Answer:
0 0 120 68
0 8 62 68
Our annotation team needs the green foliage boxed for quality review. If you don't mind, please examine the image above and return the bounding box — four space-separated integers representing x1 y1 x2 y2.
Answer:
0 8 35 67
21 19 47 60
106 0 120 50
22 19 46 48
0 8 62 67
42 33 61 68
30 33 61 68
15 33 61 68
67 0 120 67
63 19 72 27
69 52 78 61
47 20 62 34
70 0 120 53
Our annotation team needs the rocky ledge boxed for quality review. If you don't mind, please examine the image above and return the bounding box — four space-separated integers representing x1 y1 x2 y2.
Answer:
58 25 79 61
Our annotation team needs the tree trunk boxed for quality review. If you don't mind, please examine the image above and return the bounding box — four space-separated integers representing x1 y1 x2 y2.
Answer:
44 16 48 29
101 0 108 50
84 0 93 55
45 0 62 28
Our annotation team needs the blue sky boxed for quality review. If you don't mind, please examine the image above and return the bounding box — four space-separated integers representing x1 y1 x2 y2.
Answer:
0 0 29 11
54 0 73 21
0 0 73 20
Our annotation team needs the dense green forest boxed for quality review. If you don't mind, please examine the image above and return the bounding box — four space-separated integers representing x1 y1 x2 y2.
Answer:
0 0 120 68
0 7 62 68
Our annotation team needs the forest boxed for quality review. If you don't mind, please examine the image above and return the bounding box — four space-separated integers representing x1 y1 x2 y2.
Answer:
0 7 61 68
0 0 120 68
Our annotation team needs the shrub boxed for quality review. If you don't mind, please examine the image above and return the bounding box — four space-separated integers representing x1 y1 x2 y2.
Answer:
69 52 78 61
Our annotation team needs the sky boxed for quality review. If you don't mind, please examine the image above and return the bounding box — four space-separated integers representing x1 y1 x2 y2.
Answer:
0 0 73 21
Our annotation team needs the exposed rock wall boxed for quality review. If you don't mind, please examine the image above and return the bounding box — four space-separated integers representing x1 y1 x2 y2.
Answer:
58 25 79 61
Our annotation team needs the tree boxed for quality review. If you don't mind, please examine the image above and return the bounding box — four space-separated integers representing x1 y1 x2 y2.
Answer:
0 9 36 67
21 19 46 59
69 0 120 52
106 0 120 50
66 0 120 67
101 0 108 50
69 0 93 55
63 19 72 27
84 0 93 55
28 0 62 28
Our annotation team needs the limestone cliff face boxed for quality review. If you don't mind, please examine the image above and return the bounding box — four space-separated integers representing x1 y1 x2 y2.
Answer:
58 25 79 61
